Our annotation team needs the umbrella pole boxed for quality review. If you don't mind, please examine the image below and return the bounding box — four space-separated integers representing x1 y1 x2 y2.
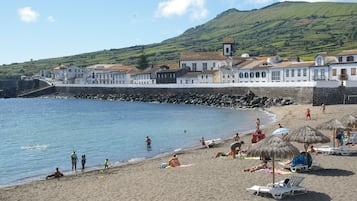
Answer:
333 129 335 148
273 154 275 186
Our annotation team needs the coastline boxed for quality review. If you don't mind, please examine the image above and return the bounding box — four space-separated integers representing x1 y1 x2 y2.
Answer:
1 104 357 201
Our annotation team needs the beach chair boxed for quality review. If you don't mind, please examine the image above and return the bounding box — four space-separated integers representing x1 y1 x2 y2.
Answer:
316 144 352 156
246 185 291 199
278 153 311 172
271 176 307 195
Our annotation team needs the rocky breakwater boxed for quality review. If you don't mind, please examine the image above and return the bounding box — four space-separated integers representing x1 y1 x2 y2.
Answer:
72 91 294 108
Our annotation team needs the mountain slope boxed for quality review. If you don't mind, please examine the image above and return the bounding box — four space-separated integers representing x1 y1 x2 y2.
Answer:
1 1 357 78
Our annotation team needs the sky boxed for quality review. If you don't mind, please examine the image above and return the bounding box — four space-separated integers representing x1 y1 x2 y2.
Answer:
1 0 356 65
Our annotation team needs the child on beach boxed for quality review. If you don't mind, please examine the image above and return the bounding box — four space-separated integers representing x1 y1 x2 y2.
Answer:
306 108 311 120
104 159 109 169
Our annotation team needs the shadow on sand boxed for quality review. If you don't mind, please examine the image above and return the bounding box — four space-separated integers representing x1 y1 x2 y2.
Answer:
303 168 354 177
283 191 331 201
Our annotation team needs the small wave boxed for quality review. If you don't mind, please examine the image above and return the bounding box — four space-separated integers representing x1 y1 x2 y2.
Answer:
21 144 49 150
127 157 145 163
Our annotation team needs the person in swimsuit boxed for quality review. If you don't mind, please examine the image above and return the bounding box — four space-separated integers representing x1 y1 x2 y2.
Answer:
230 141 241 159
46 167 64 179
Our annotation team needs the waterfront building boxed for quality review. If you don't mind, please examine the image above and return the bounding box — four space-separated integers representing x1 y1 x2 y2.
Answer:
52 65 84 84
84 64 137 84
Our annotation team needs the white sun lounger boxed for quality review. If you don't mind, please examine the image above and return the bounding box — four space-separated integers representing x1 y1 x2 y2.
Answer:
246 185 291 199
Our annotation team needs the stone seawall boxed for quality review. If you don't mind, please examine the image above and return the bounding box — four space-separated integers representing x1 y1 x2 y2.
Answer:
52 86 314 107
313 87 357 105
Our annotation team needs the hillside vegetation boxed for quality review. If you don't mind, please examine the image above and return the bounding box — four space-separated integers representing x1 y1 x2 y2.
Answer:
1 1 357 78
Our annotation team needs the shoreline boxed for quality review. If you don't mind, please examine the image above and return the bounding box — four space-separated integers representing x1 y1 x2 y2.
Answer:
2 104 357 201
1 104 275 188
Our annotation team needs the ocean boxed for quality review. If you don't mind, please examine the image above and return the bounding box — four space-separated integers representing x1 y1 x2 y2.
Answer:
0 98 274 186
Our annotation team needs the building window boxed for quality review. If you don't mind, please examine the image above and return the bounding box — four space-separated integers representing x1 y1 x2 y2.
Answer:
250 72 254 78
338 57 343 63
291 69 295 77
182 63 187 68
286 70 289 77
347 56 354 62
227 75 230 79
192 63 197 71
201 75 204 79
271 71 280 81
321 69 325 79
332 69 337 76
203 63 207 71
297 69 301 77
351 68 356 75
244 72 248 78
223 75 225 79
213 62 216 67
262 72 266 78
303 69 307 76
255 72 260 78
239 73 243 78
313 69 318 80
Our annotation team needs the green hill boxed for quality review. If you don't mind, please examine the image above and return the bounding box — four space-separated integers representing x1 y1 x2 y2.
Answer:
1 1 357 78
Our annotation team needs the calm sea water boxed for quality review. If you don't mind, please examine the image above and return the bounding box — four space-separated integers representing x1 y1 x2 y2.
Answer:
0 98 274 186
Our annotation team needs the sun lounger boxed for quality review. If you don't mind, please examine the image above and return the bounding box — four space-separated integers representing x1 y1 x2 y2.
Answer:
269 176 307 195
246 185 291 199
316 145 352 156
278 161 308 172
246 176 307 199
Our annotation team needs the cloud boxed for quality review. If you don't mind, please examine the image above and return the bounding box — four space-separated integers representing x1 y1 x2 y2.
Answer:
47 16 56 23
18 7 39 23
156 0 208 20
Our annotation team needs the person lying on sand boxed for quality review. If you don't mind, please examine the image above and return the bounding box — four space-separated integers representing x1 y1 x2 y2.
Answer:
215 151 234 158
46 167 64 179
243 161 269 172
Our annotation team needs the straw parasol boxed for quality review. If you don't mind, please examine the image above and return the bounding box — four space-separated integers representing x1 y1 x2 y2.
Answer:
285 126 331 166
339 114 357 128
247 135 300 185
316 119 345 147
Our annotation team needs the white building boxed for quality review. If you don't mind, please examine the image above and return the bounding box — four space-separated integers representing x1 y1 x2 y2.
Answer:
179 51 226 71
330 49 357 82
84 64 137 84
52 65 84 84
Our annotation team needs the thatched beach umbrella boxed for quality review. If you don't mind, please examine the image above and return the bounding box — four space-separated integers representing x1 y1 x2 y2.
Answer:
247 135 300 185
316 119 345 147
286 126 331 166
339 114 357 128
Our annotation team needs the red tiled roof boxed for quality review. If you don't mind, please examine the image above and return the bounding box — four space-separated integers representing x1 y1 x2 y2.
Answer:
336 49 357 56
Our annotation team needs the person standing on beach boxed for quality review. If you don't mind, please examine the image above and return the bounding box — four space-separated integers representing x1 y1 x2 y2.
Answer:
200 136 206 147
71 151 78 171
104 159 109 169
321 103 326 113
81 154 86 171
233 133 240 142
256 118 260 129
306 108 311 120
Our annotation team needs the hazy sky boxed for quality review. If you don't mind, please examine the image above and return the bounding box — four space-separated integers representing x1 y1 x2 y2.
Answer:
1 0 355 65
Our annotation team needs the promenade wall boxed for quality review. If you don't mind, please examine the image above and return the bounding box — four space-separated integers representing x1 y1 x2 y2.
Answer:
11 80 357 105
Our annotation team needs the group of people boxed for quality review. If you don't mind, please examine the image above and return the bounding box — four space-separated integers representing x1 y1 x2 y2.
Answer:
70 151 87 171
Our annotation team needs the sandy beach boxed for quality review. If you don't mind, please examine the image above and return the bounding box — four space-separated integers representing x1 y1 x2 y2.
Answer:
1 104 357 201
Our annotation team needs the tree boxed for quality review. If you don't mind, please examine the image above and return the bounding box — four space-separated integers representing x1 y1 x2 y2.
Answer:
137 47 149 70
